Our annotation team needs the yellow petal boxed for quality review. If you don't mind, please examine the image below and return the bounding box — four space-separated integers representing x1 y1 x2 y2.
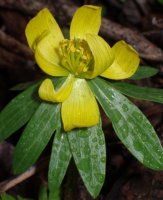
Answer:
25 8 68 76
62 78 99 131
70 5 101 39
25 8 63 51
101 40 140 80
38 74 75 102
35 33 69 76
85 34 114 78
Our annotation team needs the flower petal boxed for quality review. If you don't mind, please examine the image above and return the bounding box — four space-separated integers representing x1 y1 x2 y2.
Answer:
25 8 63 51
35 33 69 76
25 8 69 76
62 78 99 131
70 5 101 39
38 74 75 102
85 34 114 78
101 40 140 80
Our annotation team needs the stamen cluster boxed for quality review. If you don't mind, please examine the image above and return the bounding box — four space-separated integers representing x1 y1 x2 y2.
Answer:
59 39 93 77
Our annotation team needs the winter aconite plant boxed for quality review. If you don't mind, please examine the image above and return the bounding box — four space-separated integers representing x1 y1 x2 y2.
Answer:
0 5 163 198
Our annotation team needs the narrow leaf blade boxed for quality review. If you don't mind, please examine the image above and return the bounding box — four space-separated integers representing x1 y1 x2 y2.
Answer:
0 84 40 141
89 77 163 170
10 80 40 91
48 121 72 191
38 185 48 200
67 121 106 198
13 103 61 174
158 0 163 4
49 190 60 200
130 65 159 80
0 194 15 200
108 82 163 104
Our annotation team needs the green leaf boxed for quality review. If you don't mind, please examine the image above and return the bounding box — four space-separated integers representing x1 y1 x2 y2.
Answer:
0 84 40 141
48 130 72 191
10 77 66 91
108 82 163 104
67 121 106 198
13 103 61 174
0 194 15 200
51 77 66 89
89 77 163 170
48 190 60 200
38 185 48 200
158 0 163 4
130 66 159 80
38 184 61 200
10 81 40 91
0 77 66 142
17 196 32 200
0 194 31 200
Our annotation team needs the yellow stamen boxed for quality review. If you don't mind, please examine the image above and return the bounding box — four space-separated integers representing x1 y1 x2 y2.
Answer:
59 39 94 77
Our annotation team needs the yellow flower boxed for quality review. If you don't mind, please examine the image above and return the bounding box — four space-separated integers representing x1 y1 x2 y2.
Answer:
25 5 140 131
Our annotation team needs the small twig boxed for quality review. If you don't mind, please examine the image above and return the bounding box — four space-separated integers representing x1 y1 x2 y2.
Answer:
101 18 163 62
0 166 36 193
144 104 163 117
0 30 33 59
52 1 163 62
0 156 49 193
0 0 43 14
0 46 27 68
0 0 163 62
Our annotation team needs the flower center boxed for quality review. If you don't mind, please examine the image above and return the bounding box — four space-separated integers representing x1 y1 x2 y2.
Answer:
59 38 94 77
